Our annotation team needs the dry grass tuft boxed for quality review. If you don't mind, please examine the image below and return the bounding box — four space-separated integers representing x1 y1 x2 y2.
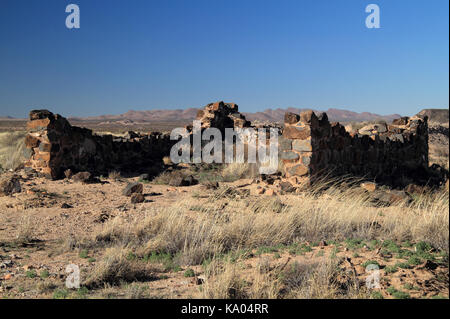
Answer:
84 247 156 288
15 215 35 245
108 170 122 181
221 162 259 182
201 257 365 299
0 131 27 170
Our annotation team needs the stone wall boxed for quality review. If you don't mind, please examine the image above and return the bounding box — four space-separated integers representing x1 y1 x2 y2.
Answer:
24 110 174 179
194 101 251 133
24 101 251 179
280 111 431 187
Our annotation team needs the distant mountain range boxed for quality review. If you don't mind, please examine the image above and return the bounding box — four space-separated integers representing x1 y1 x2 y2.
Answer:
416 109 449 124
67 107 403 124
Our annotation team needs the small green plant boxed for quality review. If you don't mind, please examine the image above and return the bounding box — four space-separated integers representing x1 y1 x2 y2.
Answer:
184 268 195 277
26 270 37 278
403 283 419 291
402 240 413 248
431 295 448 299
345 238 365 250
126 251 137 261
382 240 401 253
371 291 384 299
396 262 411 269
76 287 89 299
39 269 49 279
386 287 410 299
87 257 96 263
415 241 432 253
144 251 181 272
53 288 69 299
79 249 89 259
384 265 398 274
407 256 423 266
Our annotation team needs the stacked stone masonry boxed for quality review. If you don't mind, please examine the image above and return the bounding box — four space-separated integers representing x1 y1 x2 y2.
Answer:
25 110 175 179
24 102 254 179
280 110 430 187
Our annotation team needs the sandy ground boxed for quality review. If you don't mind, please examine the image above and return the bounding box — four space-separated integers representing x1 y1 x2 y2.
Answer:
0 175 448 299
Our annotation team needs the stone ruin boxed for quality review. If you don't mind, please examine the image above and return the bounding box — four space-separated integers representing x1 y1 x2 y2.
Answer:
280 111 439 188
23 102 445 188
193 101 251 132
24 110 174 179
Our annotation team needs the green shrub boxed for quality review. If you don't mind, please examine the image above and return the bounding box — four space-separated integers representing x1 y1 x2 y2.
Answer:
184 268 195 277
387 287 410 299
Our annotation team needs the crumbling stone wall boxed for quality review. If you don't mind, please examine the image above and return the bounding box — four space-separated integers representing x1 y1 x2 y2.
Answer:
195 101 251 133
24 102 252 179
280 111 430 187
25 110 174 179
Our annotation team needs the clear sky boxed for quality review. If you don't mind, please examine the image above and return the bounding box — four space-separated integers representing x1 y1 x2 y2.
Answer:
0 0 448 118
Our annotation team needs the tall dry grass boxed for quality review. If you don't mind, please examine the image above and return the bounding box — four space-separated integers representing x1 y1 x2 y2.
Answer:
85 180 448 297
92 180 449 262
0 131 27 170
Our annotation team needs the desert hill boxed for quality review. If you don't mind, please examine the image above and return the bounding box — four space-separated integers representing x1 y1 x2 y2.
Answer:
68 107 401 124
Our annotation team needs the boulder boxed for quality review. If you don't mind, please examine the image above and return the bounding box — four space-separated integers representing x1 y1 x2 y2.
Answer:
361 182 377 192
369 189 412 206
279 181 295 193
72 172 92 183
284 112 300 124
0 174 21 196
122 182 143 196
130 193 145 203
169 175 198 187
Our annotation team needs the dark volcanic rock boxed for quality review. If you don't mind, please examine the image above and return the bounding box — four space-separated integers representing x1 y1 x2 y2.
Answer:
169 175 198 187
72 172 92 183
130 193 145 203
0 174 21 196
122 182 143 196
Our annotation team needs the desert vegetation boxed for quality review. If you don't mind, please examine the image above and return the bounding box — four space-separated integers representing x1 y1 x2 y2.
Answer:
0 131 26 171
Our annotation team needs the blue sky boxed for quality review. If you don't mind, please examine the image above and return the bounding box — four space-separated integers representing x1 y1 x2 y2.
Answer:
0 0 448 118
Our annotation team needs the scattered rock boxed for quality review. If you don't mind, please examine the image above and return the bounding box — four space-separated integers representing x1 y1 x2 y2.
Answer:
420 260 439 271
3 274 12 280
370 189 412 206
201 181 219 190
0 174 21 196
61 203 73 209
254 187 265 195
405 183 428 194
122 182 143 196
279 181 295 193
169 175 198 187
130 193 145 203
139 173 150 181
195 275 206 285
72 171 92 183
361 182 377 192
0 260 13 269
